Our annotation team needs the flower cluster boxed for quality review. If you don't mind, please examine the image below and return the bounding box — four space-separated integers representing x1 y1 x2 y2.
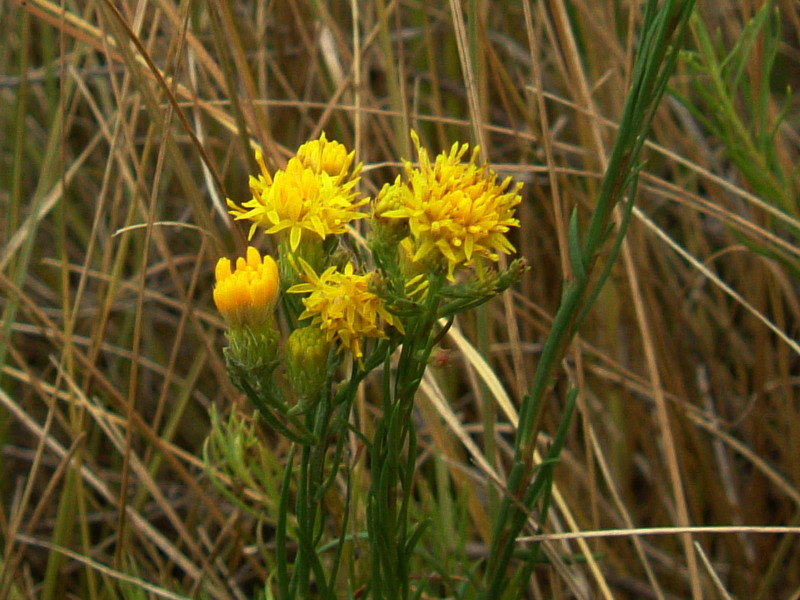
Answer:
383 131 522 281
227 134 368 251
213 131 523 404
288 261 404 361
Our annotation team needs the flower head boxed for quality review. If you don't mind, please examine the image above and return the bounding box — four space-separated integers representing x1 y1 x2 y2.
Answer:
227 135 368 250
296 132 356 179
383 131 522 280
288 261 403 360
214 246 280 328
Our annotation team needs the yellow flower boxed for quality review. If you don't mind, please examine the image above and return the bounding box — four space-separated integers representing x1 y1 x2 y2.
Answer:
383 131 522 281
288 261 403 360
296 132 356 179
227 135 368 250
213 246 280 328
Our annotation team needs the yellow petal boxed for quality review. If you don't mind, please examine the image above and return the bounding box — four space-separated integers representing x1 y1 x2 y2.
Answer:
215 257 232 281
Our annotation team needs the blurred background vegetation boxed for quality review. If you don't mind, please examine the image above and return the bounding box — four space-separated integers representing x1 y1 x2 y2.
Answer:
0 0 799 598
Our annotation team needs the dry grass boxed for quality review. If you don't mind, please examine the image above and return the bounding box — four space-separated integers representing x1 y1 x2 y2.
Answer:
1 0 799 598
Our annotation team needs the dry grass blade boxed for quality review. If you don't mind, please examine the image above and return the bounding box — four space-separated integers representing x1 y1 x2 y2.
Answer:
2 0 798 597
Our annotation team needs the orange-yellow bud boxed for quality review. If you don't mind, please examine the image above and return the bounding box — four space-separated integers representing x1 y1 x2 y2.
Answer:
213 247 280 328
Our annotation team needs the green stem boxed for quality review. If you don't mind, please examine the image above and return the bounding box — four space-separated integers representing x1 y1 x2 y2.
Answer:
480 1 696 595
276 446 295 599
367 279 444 599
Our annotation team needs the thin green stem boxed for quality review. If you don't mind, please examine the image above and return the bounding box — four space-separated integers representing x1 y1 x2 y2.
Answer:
480 2 696 595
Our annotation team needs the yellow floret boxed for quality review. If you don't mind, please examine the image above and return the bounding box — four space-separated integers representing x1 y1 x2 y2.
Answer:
296 132 358 180
213 247 280 328
288 261 403 361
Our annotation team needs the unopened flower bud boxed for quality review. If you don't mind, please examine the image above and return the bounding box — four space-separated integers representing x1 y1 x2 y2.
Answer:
371 177 411 246
285 326 331 402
